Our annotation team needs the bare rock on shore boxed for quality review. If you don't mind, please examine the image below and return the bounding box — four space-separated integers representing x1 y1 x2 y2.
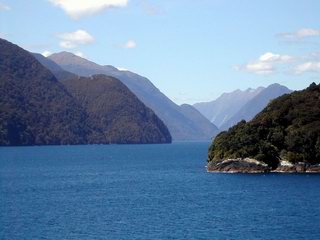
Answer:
274 162 320 173
207 158 270 173
207 159 320 174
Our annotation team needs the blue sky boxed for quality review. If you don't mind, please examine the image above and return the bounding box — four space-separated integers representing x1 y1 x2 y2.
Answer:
1 0 320 104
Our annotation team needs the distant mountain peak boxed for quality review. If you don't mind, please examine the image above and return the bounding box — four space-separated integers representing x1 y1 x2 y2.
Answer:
50 51 93 65
219 83 292 130
194 86 265 128
49 51 118 75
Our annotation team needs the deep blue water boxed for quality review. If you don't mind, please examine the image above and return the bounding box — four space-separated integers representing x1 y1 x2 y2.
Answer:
1 142 320 240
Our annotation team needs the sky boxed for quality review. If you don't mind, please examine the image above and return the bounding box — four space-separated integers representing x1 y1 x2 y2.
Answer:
0 0 320 104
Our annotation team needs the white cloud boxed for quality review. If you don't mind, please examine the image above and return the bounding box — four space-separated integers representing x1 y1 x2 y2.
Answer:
235 52 294 75
121 40 136 49
49 0 128 19
279 28 320 41
74 51 85 58
58 29 94 49
116 67 128 71
59 30 94 44
42 51 52 57
259 52 294 63
294 62 320 74
235 62 274 75
0 3 10 11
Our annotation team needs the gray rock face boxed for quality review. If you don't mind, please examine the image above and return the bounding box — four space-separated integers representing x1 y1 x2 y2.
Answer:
274 163 320 173
207 158 270 173
207 159 320 174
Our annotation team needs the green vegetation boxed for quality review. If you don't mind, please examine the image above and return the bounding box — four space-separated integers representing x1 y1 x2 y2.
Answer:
63 75 171 144
0 38 171 146
0 39 91 145
208 83 320 168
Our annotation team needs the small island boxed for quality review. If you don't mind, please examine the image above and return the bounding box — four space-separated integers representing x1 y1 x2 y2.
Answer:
207 83 320 173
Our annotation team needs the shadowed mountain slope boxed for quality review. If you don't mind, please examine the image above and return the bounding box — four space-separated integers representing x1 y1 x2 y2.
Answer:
32 53 77 81
0 39 90 145
0 39 171 145
63 75 172 144
48 52 218 141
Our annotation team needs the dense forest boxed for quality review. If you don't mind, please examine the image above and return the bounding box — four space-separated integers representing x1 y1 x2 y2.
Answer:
64 75 171 144
208 83 320 169
0 38 171 145
0 39 92 145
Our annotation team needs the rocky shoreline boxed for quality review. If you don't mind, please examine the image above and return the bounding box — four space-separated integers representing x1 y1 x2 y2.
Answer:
207 158 320 173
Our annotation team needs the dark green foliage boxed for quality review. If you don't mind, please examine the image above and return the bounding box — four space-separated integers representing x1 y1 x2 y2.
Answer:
208 83 320 168
0 38 91 145
63 75 172 144
0 38 171 145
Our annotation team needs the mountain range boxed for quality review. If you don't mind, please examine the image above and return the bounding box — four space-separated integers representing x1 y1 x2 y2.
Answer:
194 84 292 131
0 38 296 145
220 84 292 130
43 52 219 141
0 38 171 145
194 87 264 128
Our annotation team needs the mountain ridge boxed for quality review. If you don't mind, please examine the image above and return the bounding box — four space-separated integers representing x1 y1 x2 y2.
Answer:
47 51 219 141
0 38 171 145
0 39 90 145
194 87 264 128
220 83 292 130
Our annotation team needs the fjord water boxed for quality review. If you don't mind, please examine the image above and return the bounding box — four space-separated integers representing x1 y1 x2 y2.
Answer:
1 143 320 240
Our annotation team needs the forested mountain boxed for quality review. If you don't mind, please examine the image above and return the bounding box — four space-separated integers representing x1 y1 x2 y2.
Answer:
0 38 90 145
208 83 320 171
0 39 171 145
64 75 171 144
48 52 218 141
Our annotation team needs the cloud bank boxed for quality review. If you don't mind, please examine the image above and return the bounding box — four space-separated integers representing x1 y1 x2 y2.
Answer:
294 62 320 74
235 52 294 75
49 0 128 19
235 51 320 76
58 29 94 49
278 28 320 42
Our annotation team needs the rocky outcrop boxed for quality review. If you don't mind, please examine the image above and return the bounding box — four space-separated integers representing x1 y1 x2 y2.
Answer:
207 159 320 174
207 158 270 173
273 161 320 173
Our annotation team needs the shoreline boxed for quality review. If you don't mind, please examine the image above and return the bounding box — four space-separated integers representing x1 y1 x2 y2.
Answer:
207 158 320 174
